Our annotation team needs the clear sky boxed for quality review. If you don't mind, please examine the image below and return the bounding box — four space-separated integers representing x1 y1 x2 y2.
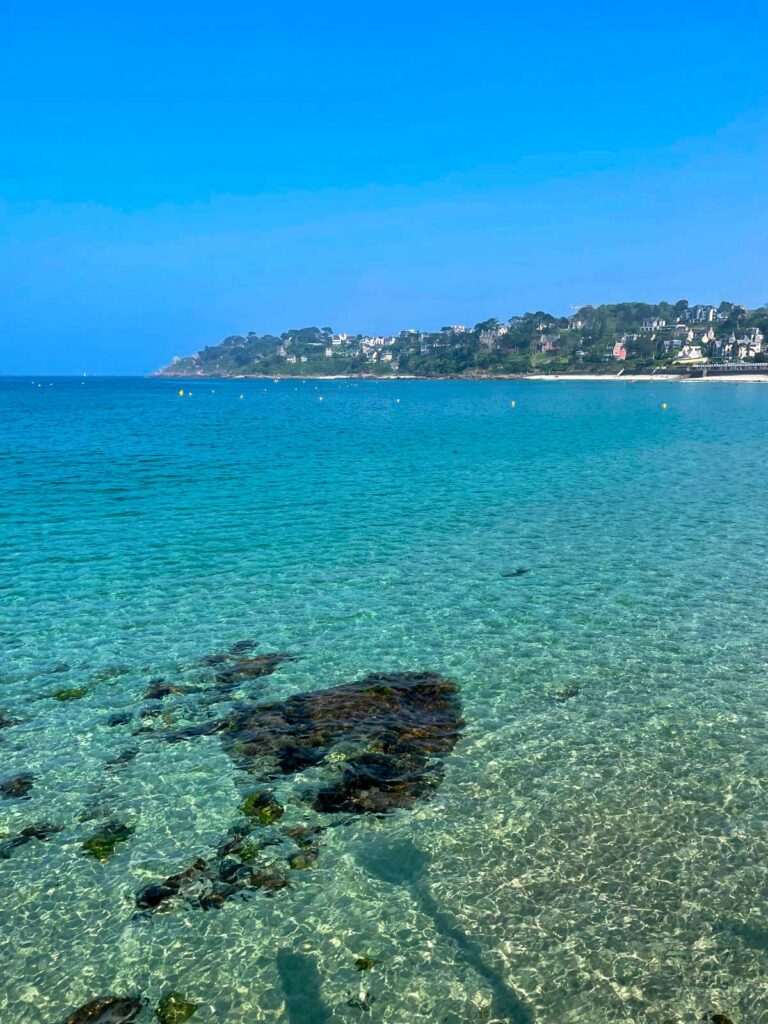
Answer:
2 0 767 374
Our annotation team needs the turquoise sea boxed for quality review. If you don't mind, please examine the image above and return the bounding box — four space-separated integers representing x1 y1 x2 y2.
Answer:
2 376 768 1024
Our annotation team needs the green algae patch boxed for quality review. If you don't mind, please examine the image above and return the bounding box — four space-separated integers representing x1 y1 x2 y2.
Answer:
553 685 580 703
238 840 263 863
81 820 135 862
287 849 317 870
156 992 198 1023
354 957 378 972
240 790 284 825
53 687 87 701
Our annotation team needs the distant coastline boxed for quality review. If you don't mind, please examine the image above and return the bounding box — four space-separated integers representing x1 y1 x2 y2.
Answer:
154 300 768 381
150 370 768 383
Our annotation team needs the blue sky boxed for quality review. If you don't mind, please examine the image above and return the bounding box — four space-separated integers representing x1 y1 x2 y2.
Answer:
1 0 766 373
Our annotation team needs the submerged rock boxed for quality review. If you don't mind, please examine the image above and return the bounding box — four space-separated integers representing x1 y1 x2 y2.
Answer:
0 711 21 730
106 749 138 768
213 671 462 813
143 680 186 700
81 820 135 862
347 991 376 1012
53 687 87 701
135 849 287 914
709 1016 734 1024
282 824 322 849
148 670 462 911
62 995 144 1024
214 652 296 689
230 639 257 655
1 772 35 800
105 712 133 727
553 685 580 703
354 957 378 972
502 568 530 578
0 822 62 859
240 790 284 825
199 653 228 667
156 992 198 1023
90 666 130 685
287 849 318 870
135 882 179 911
199 639 257 668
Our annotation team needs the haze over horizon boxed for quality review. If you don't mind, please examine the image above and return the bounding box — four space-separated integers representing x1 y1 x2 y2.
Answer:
2 0 767 374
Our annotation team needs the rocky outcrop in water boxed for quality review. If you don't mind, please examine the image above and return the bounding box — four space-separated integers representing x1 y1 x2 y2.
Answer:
81 820 135 862
0 822 62 859
1 772 35 800
53 687 87 701
170 670 463 813
142 681 187 700
156 992 198 1023
62 995 144 1024
135 847 289 913
137 671 462 912
213 651 296 692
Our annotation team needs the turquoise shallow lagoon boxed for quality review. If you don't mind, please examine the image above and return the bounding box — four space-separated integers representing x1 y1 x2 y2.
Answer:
2 376 768 1024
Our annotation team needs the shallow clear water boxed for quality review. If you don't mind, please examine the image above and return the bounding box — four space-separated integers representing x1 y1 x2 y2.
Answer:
1 376 768 1024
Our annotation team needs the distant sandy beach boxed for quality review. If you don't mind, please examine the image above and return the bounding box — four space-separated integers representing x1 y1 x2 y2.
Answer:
156 371 768 383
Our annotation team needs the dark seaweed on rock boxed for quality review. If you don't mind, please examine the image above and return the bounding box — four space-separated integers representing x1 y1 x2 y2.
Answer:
81 820 135 862
144 672 462 912
1 772 35 800
227 671 462 814
105 712 134 727
553 685 580 703
156 992 198 1024
105 749 138 768
143 680 187 700
62 995 144 1024
230 639 258 655
170 671 463 814
135 848 288 914
0 822 62 859
214 652 296 690
0 711 22 730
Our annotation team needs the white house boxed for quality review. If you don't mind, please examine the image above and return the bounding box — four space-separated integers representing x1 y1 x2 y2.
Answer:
673 343 706 364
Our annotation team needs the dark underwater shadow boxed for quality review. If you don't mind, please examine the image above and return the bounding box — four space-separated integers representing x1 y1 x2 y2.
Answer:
357 838 534 1024
276 949 334 1024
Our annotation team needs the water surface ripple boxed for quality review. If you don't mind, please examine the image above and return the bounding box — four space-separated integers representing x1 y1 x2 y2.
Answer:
1 377 767 1024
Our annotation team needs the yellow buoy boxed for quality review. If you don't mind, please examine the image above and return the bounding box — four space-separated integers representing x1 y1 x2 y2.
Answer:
178 389 184 396
511 400 516 408
662 402 667 409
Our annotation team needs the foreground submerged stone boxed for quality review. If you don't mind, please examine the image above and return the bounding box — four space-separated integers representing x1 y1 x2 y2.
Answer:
172 670 463 813
0 822 62 859
139 672 462 912
62 995 144 1024
81 820 135 862
156 992 198 1023
1 772 35 800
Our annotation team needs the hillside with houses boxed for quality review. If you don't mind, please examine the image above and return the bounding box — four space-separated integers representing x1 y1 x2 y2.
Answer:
156 300 768 378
